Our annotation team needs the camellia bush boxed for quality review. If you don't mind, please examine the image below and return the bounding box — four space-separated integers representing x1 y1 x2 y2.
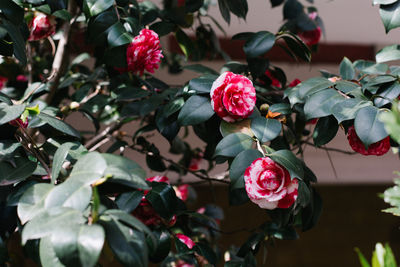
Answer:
1 0 400 266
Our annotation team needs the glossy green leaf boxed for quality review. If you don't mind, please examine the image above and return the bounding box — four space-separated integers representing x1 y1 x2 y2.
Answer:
269 103 292 115
380 1 400 33
39 236 65 267
355 106 388 147
227 0 248 19
37 113 80 138
0 0 24 24
51 142 76 184
304 89 343 120
51 224 105 267
145 183 177 220
374 81 400 107
354 60 388 74
298 77 333 99
331 99 372 123
229 149 263 188
69 152 107 184
243 31 275 58
0 103 26 125
313 116 339 147
218 0 231 24
175 29 195 59
188 75 218 93
380 103 400 143
251 117 282 143
107 22 133 48
21 207 85 244
268 149 304 180
178 95 214 126
376 44 400 63
17 183 54 224
214 133 254 157
374 0 398 4
0 157 37 186
2 19 26 65
339 57 355 80
83 0 114 17
0 140 21 161
116 191 144 213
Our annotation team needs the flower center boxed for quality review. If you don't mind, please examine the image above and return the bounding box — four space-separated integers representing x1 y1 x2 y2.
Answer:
258 170 282 191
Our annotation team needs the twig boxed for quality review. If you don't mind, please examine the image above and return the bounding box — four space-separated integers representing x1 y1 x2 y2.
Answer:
89 135 113 151
85 121 124 149
130 145 230 184
45 0 79 105
324 146 338 180
303 141 356 155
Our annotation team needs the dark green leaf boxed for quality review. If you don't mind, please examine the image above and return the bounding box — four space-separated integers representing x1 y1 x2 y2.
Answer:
116 191 144 213
149 21 175 37
175 29 195 59
269 103 292 115
107 22 133 48
37 113 81 138
83 0 114 17
145 183 177 219
303 89 343 120
339 57 355 80
0 140 21 161
178 95 214 126
218 0 231 24
355 105 388 147
268 150 304 179
283 0 304 20
0 0 24 24
227 0 248 19
298 77 332 99
380 1 400 33
0 157 37 186
331 99 372 123
188 75 218 93
2 19 27 65
51 142 76 183
313 116 339 147
243 31 275 58
251 117 282 143
229 149 263 188
0 103 25 125
376 44 400 63
214 133 254 158
374 81 400 107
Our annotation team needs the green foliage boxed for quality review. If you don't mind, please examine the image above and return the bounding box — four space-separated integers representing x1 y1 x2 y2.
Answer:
355 243 397 267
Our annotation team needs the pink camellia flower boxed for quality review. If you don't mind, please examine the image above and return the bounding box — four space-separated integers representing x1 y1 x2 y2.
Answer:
28 13 56 41
347 125 390 156
174 184 189 201
244 157 299 209
210 71 256 123
175 233 196 249
146 175 170 183
265 70 282 88
298 12 322 46
0 76 7 90
288 78 301 88
16 75 28 82
124 29 163 76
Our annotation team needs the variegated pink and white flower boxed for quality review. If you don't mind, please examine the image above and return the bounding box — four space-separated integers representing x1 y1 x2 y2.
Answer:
28 13 56 41
210 71 256 122
244 157 298 210
175 233 195 249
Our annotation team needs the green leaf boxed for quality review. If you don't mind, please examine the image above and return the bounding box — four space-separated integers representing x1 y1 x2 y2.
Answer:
0 0 24 24
214 133 254 158
374 0 398 4
243 31 275 58
0 103 25 125
366 75 397 88
380 0 400 33
107 22 133 48
313 116 339 147
384 243 397 266
44 180 92 212
268 150 304 180
220 119 254 137
39 237 65 267
2 19 27 65
17 183 54 225
51 142 76 183
331 99 372 123
374 81 400 107
175 29 195 59
69 152 107 185
218 0 231 24
269 103 292 115
380 103 400 143
354 248 371 267
102 153 148 189
251 117 282 143
51 224 105 267
145 183 177 220
52 9 72 20
178 95 214 126
227 0 248 19
0 157 37 186
355 106 388 147
21 207 85 244
354 60 388 74
229 149 263 188
149 21 175 37
339 57 355 80
298 77 333 99
188 75 218 93
184 64 219 75
83 0 114 17
304 89 343 120
0 140 21 161
376 44 400 63
116 191 144 213
37 113 80 138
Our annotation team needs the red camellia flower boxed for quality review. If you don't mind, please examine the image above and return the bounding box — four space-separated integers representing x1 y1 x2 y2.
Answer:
125 29 163 76
147 175 169 183
131 199 162 226
288 78 301 88
210 71 256 122
298 12 322 46
0 76 7 90
347 125 390 156
174 184 189 201
175 233 196 249
28 13 56 41
9 118 28 128
265 70 282 88
244 157 299 209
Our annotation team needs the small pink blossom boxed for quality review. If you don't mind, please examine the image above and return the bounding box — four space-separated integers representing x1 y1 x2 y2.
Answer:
124 29 163 76
175 233 195 249
174 184 189 201
210 71 256 123
347 125 390 156
244 157 298 209
0 76 7 90
146 175 170 183
16 75 28 82
28 13 56 41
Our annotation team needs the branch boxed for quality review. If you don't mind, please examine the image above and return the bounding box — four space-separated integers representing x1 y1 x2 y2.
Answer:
130 145 230 184
45 0 79 105
303 141 357 155
84 121 124 149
